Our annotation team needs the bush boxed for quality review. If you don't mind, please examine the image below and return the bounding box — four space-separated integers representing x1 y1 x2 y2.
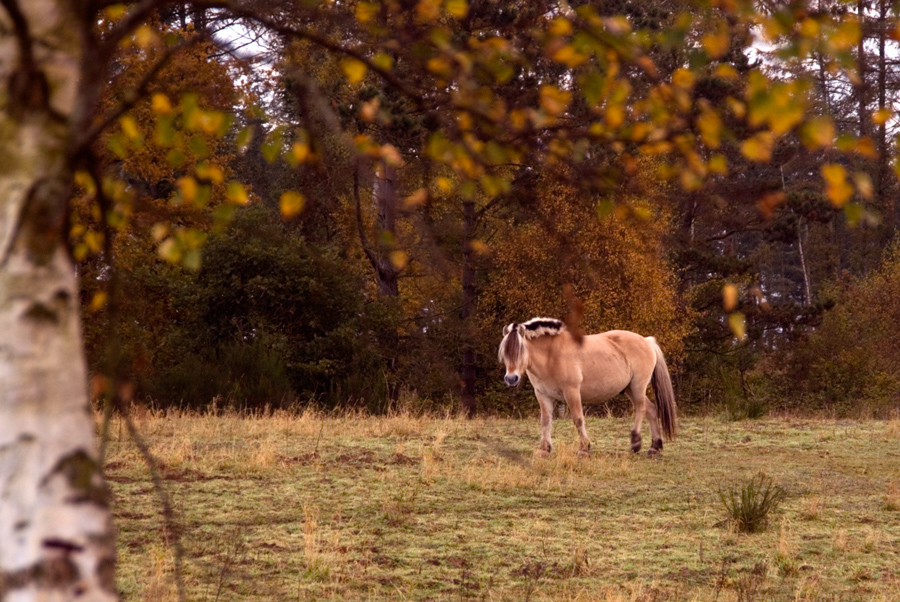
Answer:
718 473 787 533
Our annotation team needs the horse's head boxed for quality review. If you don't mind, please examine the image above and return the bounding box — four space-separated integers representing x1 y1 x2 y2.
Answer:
498 322 528 387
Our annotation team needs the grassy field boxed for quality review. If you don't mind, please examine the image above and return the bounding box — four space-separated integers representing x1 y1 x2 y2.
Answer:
103 408 900 601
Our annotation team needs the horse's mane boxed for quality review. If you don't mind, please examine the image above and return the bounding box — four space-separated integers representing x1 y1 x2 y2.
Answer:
521 317 566 339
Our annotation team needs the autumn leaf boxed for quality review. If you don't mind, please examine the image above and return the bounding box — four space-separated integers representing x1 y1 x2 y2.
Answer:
403 188 428 208
89 291 108 313
389 250 409 269
539 85 571 116
722 284 738 311
280 191 305 218
151 93 173 114
740 131 777 162
226 181 250 205
356 1 378 22
176 176 198 204
728 312 747 340
445 0 468 18
701 29 730 59
341 58 367 84
800 117 834 150
821 163 853 207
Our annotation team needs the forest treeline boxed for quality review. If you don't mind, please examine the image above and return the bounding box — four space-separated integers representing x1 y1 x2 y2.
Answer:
79 1 900 418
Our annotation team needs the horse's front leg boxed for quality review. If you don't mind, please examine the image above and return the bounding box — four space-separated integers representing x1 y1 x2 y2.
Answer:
534 392 555 457
563 387 592 455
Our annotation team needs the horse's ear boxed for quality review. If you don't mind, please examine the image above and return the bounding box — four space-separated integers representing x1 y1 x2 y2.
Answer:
516 323 526 337
503 323 512 336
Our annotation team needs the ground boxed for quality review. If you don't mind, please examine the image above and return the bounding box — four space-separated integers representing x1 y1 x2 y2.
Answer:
104 410 900 601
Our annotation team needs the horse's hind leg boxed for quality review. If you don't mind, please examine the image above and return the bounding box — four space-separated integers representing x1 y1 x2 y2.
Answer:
643 395 664 455
625 389 646 453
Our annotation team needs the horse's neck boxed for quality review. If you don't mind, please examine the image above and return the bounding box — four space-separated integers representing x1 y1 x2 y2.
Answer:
524 337 559 378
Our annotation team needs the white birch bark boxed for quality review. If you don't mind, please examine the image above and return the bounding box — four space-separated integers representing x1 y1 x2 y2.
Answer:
0 1 117 600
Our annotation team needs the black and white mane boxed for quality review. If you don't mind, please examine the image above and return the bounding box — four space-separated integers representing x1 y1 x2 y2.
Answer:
520 317 565 339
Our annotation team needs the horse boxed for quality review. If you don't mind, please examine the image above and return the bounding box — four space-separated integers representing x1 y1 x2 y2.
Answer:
498 317 677 456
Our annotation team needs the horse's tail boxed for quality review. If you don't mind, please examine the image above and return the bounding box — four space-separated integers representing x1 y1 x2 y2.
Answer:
647 337 677 441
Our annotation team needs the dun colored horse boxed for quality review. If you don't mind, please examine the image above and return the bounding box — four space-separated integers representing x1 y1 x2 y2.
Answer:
498 317 677 456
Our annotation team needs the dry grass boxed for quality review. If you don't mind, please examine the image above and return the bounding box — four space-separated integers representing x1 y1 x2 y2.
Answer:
104 410 900 601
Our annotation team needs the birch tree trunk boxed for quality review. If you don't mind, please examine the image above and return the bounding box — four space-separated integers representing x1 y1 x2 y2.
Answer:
0 1 117 600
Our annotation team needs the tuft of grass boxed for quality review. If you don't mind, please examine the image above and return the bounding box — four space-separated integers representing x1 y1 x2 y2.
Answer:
718 473 787 533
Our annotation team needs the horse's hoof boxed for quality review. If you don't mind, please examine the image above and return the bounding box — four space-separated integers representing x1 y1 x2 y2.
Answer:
577 449 591 459
533 448 551 460
631 431 642 453
647 448 661 458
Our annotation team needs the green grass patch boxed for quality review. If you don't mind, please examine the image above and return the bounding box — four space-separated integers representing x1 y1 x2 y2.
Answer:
104 410 900 601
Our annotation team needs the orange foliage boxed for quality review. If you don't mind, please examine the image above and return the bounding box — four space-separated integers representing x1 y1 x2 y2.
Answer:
480 167 692 362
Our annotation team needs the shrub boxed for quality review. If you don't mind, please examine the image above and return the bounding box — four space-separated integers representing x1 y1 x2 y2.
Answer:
718 473 787 533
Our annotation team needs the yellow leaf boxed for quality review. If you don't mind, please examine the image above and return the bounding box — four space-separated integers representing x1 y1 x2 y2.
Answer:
280 191 306 218
708 154 728 175
151 93 172 114
800 117 834 150
74 171 96 195
821 163 853 207
360 98 380 122
381 144 404 166
158 238 181 263
604 16 631 34
715 64 739 80
341 58 368 85
726 97 746 119
552 45 588 68
84 231 104 253
728 312 747 340
702 30 730 59
873 107 892 125
198 111 226 136
89 291 108 313
427 57 453 77
740 132 777 162
292 142 311 163
697 109 723 149
103 4 127 20
176 177 198 204
434 176 453 192
445 0 468 18
722 284 739 311
356 1 379 22
539 85 571 116
469 239 489 254
417 0 441 21
549 17 572 36
389 250 409 269
404 188 428 208
196 163 224 184
119 115 140 140
853 172 873 200
672 68 696 90
226 181 250 205
799 17 819 38
372 52 393 71
151 223 169 242
605 104 625 128
855 137 877 158
133 24 159 49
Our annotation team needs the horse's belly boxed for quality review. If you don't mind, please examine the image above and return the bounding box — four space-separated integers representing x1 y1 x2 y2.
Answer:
579 380 629 404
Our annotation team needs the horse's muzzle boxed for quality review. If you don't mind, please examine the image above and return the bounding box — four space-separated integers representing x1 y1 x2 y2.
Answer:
504 374 519 386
